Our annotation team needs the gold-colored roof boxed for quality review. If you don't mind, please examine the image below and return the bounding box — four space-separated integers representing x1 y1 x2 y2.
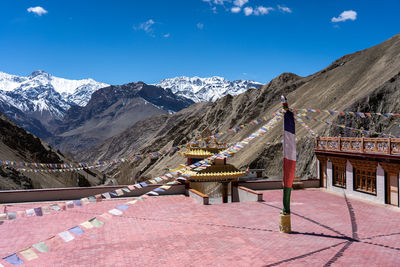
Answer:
179 147 220 158
174 164 245 181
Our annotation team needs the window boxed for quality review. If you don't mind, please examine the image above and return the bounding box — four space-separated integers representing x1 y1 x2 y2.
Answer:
354 168 376 195
333 164 346 188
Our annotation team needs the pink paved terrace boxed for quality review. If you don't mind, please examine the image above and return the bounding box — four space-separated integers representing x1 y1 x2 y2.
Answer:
1 189 400 266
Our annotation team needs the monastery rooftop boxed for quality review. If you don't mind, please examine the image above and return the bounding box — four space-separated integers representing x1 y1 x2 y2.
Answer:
1 189 399 266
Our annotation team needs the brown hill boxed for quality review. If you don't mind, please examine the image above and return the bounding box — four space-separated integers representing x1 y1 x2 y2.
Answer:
47 82 194 153
82 33 400 185
0 113 103 190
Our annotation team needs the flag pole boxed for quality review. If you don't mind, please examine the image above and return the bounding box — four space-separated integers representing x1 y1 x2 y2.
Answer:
280 95 296 233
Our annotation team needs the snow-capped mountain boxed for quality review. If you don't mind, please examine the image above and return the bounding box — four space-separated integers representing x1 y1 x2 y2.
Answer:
0 70 108 136
0 70 109 107
155 76 262 102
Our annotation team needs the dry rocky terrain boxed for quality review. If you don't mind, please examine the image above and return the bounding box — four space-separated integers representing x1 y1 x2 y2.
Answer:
82 33 400 185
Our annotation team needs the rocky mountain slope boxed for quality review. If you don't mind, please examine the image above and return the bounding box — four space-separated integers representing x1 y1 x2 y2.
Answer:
86 33 400 185
50 82 195 153
0 113 103 190
0 70 108 136
155 76 262 102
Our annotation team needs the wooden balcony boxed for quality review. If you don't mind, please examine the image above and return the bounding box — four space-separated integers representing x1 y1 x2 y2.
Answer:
315 137 400 156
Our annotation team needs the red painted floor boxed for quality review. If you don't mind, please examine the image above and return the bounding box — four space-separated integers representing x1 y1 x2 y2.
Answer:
1 189 399 266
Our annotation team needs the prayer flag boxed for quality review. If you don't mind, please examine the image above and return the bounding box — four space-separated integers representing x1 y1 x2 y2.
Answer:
153 188 165 192
3 254 24 265
109 191 118 196
42 206 51 215
73 200 82 207
80 221 94 229
69 226 84 236
128 185 136 190
159 185 172 190
108 209 123 216
95 194 102 202
58 231 75 242
122 188 131 193
88 196 96 203
7 212 16 220
115 189 124 196
139 182 148 187
282 96 296 215
102 192 111 199
32 242 50 253
117 205 130 210
34 207 43 216
147 191 159 196
126 200 138 205
89 218 104 228
19 248 38 261
81 198 90 204
0 213 7 221
66 201 74 208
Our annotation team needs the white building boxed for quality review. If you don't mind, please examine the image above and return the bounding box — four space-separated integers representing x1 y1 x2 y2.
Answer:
315 137 399 207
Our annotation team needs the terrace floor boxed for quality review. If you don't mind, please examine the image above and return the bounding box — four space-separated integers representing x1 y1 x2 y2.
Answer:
1 189 399 266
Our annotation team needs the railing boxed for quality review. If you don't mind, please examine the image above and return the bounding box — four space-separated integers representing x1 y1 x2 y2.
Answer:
315 137 400 156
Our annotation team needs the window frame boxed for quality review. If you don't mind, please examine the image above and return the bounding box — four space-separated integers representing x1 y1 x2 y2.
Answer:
332 163 346 189
353 167 377 196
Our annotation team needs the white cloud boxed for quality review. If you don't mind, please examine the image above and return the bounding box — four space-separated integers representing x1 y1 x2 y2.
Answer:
244 7 253 16
203 0 229 5
331 10 357 22
134 19 156 37
278 5 292 13
163 33 170 38
139 19 155 32
231 7 241 13
254 6 274 15
27 6 48 16
233 0 248 7
197 23 204 30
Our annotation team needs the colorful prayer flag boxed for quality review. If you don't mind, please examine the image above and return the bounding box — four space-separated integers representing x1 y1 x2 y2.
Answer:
117 205 130 211
32 242 50 253
66 201 74 209
122 188 131 193
81 198 90 204
282 96 296 214
69 226 84 236
108 209 123 216
42 206 51 215
7 212 16 220
58 231 75 242
19 248 38 261
128 185 136 190
102 192 111 199
95 194 103 202
3 254 24 265
89 218 104 228
34 207 43 216
0 213 7 221
80 221 94 229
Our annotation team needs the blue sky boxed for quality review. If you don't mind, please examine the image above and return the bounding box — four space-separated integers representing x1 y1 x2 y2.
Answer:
0 0 399 85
